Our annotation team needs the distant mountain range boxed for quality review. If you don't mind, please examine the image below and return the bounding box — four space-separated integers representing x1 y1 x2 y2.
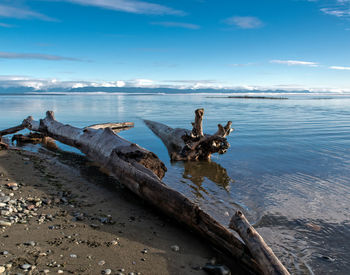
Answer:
0 86 311 95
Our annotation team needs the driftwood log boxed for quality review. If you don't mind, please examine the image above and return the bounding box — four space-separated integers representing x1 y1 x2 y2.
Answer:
11 132 59 151
0 122 27 136
0 111 290 274
22 112 167 180
0 137 9 150
0 122 28 150
230 211 290 275
0 111 261 273
144 108 233 161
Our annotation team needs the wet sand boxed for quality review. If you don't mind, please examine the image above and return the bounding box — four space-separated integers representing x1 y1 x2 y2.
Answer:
0 149 223 274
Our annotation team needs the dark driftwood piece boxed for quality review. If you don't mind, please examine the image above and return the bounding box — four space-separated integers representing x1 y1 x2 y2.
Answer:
12 132 46 143
12 132 59 150
0 111 261 273
144 108 233 161
0 122 27 136
229 211 290 275
0 137 9 150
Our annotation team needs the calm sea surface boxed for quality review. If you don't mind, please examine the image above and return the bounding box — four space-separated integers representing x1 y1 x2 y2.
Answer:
1 93 350 274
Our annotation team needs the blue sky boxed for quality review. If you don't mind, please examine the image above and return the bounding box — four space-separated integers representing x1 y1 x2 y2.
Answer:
0 0 350 91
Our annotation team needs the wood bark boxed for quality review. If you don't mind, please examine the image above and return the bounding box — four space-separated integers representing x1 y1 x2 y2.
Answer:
11 132 59 151
1 111 261 274
85 122 134 131
0 122 27 136
229 211 290 275
144 108 234 161
0 137 9 150
22 111 167 180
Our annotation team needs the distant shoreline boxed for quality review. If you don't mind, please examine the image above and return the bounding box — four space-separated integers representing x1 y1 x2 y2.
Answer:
207 95 289 100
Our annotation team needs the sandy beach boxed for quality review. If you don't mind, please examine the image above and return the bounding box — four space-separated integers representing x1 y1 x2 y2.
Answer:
0 148 224 275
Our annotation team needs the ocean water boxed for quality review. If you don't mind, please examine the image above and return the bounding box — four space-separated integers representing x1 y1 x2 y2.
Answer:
1 92 350 274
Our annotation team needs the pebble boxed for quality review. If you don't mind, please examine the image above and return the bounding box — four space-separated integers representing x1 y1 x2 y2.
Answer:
141 249 148 254
58 270 64 274
25 241 36 246
21 264 31 270
171 245 180 252
203 264 231 275
0 196 10 203
111 240 119 246
90 224 99 229
43 269 50 274
103 269 112 274
0 266 5 274
6 182 17 188
98 260 106 266
0 220 11 226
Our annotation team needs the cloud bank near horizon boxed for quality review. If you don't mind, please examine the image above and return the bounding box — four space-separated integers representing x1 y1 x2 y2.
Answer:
0 75 349 93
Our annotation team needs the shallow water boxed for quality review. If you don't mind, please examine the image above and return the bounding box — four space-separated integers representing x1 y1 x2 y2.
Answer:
1 93 350 274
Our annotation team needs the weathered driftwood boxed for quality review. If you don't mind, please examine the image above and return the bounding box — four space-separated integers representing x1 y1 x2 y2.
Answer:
229 211 290 275
12 132 59 150
144 108 234 161
12 132 46 143
0 111 261 273
0 122 27 136
0 137 9 150
85 122 134 131
23 112 167 180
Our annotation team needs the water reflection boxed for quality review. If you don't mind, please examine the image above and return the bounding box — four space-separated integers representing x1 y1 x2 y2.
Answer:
179 160 234 198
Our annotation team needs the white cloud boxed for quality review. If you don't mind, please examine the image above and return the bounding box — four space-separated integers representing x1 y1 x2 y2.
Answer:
62 0 185 15
229 62 256 67
270 60 319 67
224 16 263 29
132 79 154 87
116 80 126 87
337 0 350 4
0 51 82 61
0 22 14 28
0 76 129 90
150 21 200 29
320 7 350 17
320 0 350 17
329 66 350 70
0 4 55 21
